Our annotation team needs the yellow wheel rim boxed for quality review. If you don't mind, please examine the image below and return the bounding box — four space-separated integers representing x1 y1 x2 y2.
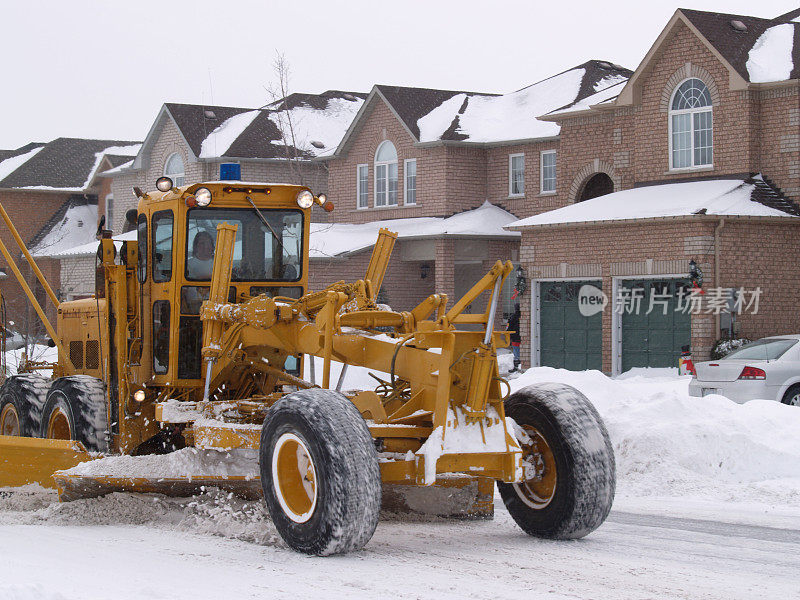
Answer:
0 403 20 436
271 432 317 523
513 425 558 509
46 407 72 440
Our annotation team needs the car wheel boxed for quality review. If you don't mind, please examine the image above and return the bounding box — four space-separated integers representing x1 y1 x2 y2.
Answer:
781 384 800 407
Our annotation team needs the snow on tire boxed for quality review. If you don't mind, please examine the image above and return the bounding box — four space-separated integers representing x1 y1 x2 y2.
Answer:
40 376 109 452
260 388 381 556
498 382 615 539
0 374 50 436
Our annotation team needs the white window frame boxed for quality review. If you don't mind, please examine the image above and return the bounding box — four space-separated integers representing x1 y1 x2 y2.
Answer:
356 164 369 209
508 153 525 197
404 158 417 205
668 78 713 171
374 141 398 207
104 193 114 232
540 150 557 194
164 152 185 186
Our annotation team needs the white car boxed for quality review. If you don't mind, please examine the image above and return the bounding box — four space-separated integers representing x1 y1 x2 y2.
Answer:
689 335 800 406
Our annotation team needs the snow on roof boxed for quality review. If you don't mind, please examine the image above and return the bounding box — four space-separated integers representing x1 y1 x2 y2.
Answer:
81 143 143 189
268 96 365 157
43 229 137 259
199 110 261 158
101 159 134 176
746 23 795 83
415 67 628 143
31 203 99 257
0 146 43 181
546 81 626 117
310 201 519 258
507 179 797 229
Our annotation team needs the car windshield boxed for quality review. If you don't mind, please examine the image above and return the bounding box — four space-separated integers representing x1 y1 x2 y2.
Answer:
186 208 303 282
723 338 797 361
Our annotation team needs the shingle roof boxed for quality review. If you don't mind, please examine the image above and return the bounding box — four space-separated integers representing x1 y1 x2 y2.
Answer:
680 8 800 81
0 138 140 190
163 90 368 161
375 85 499 140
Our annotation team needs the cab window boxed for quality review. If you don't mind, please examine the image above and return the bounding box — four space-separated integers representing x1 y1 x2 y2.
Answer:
137 214 147 283
152 210 174 283
152 300 170 374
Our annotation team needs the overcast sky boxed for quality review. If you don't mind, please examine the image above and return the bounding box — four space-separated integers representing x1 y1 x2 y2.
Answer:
0 0 796 149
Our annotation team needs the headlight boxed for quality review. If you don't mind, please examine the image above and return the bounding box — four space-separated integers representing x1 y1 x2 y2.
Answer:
296 190 314 209
195 187 212 206
156 177 173 192
133 389 146 402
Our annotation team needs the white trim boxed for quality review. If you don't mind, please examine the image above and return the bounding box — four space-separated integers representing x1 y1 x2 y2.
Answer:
668 78 713 171
404 158 417 205
540 150 557 194
356 163 369 209
508 153 525 197
104 193 114 232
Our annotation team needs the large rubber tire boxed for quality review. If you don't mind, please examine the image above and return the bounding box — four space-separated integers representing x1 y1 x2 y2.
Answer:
260 388 381 555
40 376 109 452
498 382 615 539
781 384 800 407
0 374 50 436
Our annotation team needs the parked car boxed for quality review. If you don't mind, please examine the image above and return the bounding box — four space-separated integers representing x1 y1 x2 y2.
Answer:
689 335 800 406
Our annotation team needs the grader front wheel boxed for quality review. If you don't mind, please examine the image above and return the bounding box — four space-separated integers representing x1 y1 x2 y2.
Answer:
499 383 615 539
260 388 381 556
0 402 20 436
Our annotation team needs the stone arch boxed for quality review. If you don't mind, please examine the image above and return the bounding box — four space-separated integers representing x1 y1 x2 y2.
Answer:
660 63 720 112
568 160 621 203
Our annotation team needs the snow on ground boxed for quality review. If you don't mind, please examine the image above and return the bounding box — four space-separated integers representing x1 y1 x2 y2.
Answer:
3 344 58 377
507 176 795 228
746 23 795 83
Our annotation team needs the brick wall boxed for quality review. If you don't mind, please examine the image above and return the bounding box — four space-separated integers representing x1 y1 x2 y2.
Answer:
59 256 95 300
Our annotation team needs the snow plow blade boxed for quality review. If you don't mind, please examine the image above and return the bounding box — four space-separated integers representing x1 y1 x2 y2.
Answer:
53 471 493 519
0 435 94 489
54 473 262 502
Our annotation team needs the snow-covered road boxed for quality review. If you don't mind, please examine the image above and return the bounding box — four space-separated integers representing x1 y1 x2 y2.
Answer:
0 487 797 600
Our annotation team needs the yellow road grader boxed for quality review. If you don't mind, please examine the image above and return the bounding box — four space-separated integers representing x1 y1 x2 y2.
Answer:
0 179 615 555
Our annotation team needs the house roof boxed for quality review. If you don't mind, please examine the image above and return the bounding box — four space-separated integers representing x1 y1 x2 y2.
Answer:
680 8 800 83
338 61 632 153
29 197 98 257
153 91 368 164
310 201 520 259
0 138 140 191
506 175 800 229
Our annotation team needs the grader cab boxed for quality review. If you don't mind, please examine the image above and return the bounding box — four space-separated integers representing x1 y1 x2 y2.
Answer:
0 179 615 555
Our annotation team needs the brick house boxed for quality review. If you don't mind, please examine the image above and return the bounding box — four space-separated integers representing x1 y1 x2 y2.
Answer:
319 61 632 315
505 8 800 374
0 138 139 333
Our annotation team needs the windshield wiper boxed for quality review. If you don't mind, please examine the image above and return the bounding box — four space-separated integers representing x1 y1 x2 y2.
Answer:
245 195 287 258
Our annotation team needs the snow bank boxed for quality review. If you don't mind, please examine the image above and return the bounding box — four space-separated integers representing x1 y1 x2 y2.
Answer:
747 23 795 83
3 344 58 376
510 367 800 505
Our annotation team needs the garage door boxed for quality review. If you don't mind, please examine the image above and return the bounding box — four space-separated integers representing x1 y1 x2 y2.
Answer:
620 279 691 371
539 281 602 371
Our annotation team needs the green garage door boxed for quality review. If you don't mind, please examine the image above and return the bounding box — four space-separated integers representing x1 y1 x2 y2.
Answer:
620 279 691 371
540 281 602 371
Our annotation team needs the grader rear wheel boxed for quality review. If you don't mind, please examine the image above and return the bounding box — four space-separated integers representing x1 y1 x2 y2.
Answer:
260 388 381 556
499 382 615 539
40 376 109 452
45 405 73 440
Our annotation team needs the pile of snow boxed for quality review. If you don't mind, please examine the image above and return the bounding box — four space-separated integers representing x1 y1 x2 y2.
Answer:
510 367 800 505
747 23 795 83
416 67 627 143
508 177 796 228
311 201 518 258
3 344 58 377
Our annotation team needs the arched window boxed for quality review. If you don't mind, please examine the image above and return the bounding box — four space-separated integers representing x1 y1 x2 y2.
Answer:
669 78 712 169
164 152 185 186
374 141 398 207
